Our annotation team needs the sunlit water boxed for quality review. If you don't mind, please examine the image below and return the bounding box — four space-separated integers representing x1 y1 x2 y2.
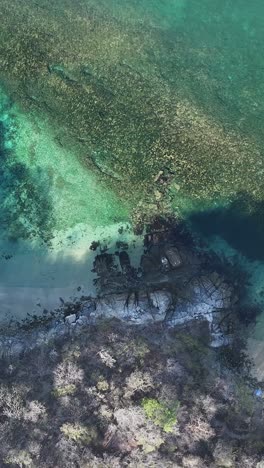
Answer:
0 0 264 358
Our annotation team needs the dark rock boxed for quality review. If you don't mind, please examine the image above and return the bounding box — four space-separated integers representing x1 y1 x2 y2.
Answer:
119 251 131 273
47 64 78 83
165 247 182 268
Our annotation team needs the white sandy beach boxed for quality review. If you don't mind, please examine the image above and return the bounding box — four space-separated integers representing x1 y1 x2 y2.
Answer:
0 222 144 324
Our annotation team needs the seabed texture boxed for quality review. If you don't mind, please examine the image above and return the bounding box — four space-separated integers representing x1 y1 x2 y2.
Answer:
0 1 264 343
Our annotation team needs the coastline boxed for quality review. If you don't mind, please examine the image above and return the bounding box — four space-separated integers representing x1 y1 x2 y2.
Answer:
0 219 248 358
0 221 144 325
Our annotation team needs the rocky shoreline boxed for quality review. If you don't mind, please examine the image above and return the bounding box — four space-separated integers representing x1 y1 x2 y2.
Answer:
0 219 241 357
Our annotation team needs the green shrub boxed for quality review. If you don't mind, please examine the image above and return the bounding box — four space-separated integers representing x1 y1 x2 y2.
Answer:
137 435 164 454
52 384 76 397
97 379 109 391
61 423 97 445
142 398 179 432
5 449 33 467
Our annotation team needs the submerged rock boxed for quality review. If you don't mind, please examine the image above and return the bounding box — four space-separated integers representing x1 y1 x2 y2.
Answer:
47 64 78 84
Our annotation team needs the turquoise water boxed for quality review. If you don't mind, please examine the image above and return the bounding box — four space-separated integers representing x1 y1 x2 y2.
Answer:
0 86 137 323
0 0 264 334
0 89 129 240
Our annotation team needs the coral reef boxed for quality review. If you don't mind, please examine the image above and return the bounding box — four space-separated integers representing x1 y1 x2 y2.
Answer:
0 0 264 225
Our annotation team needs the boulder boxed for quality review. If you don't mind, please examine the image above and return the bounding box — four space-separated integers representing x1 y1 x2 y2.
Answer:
149 291 172 317
10 341 24 355
80 300 96 316
76 316 89 326
165 247 182 268
65 314 76 325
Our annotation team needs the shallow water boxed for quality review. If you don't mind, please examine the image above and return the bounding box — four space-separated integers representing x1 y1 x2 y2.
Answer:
0 86 142 323
0 0 264 340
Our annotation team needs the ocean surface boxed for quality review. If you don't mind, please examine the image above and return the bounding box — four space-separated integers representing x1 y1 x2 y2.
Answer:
0 0 263 345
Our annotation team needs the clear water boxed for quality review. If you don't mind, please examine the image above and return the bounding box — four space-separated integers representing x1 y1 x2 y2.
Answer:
0 0 264 339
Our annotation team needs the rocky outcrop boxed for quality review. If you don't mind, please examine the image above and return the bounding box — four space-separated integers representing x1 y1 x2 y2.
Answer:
166 272 235 347
164 247 182 268
0 222 240 356
0 270 237 358
95 290 172 324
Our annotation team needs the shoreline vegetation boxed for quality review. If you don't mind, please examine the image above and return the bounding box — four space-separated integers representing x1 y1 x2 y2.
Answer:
0 315 263 467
